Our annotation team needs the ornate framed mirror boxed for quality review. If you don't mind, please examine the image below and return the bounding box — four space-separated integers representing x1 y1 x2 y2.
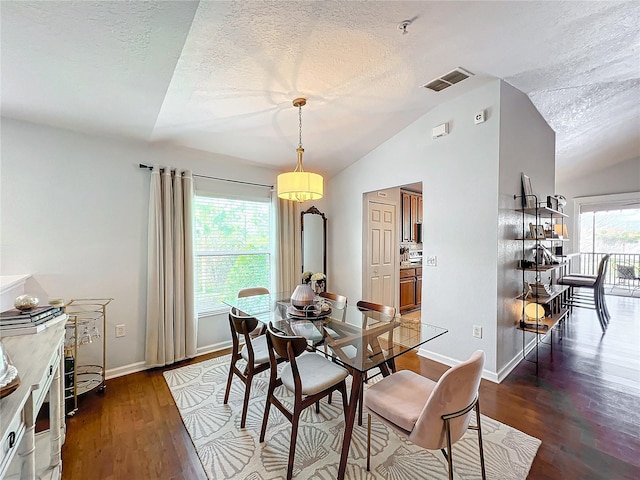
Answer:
301 206 327 277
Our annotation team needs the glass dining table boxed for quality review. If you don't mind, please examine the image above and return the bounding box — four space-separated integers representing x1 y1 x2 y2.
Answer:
223 292 448 480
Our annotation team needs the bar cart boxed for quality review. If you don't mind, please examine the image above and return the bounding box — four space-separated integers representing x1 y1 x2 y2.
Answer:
64 298 113 416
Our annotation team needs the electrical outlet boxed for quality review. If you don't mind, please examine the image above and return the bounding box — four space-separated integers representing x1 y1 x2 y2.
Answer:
474 110 485 124
473 325 482 339
115 324 126 338
426 255 437 267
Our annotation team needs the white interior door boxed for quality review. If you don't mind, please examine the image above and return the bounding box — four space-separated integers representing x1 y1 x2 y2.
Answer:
366 201 396 307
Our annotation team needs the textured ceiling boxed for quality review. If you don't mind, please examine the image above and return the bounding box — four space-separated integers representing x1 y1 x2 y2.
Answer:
1 1 639 181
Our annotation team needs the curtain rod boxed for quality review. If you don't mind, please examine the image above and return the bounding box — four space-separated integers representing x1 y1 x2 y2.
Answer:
138 164 273 189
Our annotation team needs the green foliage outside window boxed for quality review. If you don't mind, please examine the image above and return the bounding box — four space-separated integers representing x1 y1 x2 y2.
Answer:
194 196 271 312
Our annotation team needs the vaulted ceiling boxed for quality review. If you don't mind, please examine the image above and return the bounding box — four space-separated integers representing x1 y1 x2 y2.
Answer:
2 1 638 182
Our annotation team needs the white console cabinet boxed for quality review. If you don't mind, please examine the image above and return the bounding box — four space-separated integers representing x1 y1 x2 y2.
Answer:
0 317 66 480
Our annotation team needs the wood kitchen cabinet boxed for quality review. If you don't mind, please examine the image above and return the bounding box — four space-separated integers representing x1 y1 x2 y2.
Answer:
400 267 422 313
401 190 423 243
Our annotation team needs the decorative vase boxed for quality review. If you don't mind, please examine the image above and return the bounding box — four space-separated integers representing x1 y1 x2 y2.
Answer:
291 284 315 308
14 294 39 311
313 279 326 294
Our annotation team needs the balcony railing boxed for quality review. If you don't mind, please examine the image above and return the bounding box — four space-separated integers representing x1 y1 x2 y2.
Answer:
578 252 640 289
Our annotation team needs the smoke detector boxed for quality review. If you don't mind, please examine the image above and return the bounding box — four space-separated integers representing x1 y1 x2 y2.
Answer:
422 67 474 92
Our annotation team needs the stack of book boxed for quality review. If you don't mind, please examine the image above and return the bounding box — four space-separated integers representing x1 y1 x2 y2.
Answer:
0 306 63 337
529 282 552 298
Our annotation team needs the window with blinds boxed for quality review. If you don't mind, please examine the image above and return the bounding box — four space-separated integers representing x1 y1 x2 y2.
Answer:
194 195 271 314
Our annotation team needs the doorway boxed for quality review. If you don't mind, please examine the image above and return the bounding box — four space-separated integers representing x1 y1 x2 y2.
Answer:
576 194 640 296
362 182 423 311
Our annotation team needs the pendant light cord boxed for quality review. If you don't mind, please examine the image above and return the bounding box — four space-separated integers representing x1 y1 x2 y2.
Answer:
298 103 303 149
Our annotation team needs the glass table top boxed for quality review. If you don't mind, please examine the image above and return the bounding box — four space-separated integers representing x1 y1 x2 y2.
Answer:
223 292 448 373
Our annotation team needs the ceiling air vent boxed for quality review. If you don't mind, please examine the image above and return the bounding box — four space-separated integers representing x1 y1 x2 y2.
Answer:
422 67 474 92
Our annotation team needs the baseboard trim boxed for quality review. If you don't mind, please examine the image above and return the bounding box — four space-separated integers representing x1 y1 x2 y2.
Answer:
417 348 500 383
105 340 233 380
496 338 537 383
105 361 147 380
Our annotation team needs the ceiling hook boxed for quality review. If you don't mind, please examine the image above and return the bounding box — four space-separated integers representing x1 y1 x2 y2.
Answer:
398 20 412 35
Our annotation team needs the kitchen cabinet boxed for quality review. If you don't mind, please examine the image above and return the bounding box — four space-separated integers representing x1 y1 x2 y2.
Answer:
400 267 422 313
401 191 422 243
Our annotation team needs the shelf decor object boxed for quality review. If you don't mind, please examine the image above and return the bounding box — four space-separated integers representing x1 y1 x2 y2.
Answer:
524 302 545 320
277 98 323 202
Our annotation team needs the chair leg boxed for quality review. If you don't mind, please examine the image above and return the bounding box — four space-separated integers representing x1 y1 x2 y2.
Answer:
223 358 235 404
339 381 348 419
600 285 610 322
475 401 487 480
259 382 275 442
287 406 301 480
366 413 371 472
445 419 454 480
594 288 607 332
358 382 364 426
315 400 320 414
240 374 252 428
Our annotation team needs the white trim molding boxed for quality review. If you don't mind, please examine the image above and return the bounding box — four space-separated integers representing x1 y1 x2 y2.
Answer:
418 337 539 384
418 348 500 384
105 340 232 380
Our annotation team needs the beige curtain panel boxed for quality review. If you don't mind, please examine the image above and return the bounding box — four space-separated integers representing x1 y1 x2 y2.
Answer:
145 166 197 367
275 197 302 293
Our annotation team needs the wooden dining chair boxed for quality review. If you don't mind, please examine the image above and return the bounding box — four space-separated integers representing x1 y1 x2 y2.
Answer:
319 291 348 321
238 287 269 336
260 322 349 480
318 291 348 405
223 307 284 428
365 350 486 480
354 300 397 424
238 286 269 298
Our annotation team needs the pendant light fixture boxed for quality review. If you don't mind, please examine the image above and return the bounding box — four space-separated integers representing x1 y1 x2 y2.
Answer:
277 98 323 202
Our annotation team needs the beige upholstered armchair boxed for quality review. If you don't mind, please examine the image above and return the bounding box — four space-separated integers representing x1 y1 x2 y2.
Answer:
365 350 486 480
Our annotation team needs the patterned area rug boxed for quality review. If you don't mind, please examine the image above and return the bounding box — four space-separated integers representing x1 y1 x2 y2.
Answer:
164 355 541 479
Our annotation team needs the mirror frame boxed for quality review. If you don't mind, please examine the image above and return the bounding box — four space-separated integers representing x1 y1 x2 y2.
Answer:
301 206 327 277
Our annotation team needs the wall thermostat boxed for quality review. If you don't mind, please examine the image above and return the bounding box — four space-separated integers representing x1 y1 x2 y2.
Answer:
474 110 486 124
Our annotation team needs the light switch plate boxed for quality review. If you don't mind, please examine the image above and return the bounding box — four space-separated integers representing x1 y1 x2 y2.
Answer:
426 255 437 266
473 325 483 338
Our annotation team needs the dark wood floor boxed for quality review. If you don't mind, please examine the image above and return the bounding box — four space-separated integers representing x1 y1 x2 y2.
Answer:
60 295 640 480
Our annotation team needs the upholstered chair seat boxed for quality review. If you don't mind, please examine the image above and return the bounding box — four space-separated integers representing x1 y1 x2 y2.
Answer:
558 275 596 287
365 370 437 433
240 334 271 365
281 352 348 395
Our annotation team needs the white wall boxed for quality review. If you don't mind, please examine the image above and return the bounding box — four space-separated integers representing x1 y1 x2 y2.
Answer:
326 81 503 375
0 118 279 375
497 82 556 374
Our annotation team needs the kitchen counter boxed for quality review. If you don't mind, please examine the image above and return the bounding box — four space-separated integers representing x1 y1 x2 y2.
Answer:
400 263 422 269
